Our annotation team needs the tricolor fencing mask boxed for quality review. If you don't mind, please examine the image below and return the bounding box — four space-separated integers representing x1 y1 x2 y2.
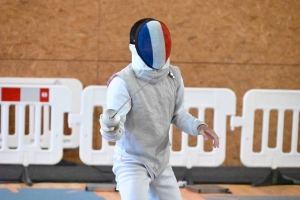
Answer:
130 18 171 70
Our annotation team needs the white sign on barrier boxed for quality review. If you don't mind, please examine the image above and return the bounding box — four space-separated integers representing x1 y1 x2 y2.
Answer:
230 89 300 169
0 78 82 149
0 85 72 166
170 88 236 168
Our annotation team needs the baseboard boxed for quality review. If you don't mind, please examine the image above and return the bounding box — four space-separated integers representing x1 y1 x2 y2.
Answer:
1 161 300 185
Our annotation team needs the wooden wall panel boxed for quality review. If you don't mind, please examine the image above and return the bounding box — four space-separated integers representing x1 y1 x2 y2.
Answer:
98 0 300 64
0 60 98 87
0 0 99 60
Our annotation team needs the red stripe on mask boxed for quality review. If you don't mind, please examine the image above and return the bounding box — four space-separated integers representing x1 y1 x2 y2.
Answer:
160 22 171 62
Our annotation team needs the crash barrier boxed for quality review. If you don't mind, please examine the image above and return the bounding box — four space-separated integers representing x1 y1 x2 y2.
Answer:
0 78 82 149
231 89 300 169
0 84 72 166
68 86 236 167
68 86 114 165
0 77 299 172
169 88 236 168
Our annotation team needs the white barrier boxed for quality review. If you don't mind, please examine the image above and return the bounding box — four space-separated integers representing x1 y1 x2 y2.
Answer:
1 79 299 173
170 88 236 168
0 78 82 149
0 85 72 166
69 86 236 167
68 86 114 165
230 89 300 169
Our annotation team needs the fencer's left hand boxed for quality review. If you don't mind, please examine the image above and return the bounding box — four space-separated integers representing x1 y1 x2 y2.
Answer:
197 124 219 148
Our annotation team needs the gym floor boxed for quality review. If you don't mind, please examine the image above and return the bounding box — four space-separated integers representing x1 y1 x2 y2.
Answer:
1 183 300 200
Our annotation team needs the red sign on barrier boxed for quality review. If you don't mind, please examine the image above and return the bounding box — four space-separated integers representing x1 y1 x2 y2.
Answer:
1 88 21 101
0 87 49 102
40 88 49 102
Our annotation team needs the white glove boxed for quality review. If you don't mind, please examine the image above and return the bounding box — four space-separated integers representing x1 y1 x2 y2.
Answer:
99 114 120 133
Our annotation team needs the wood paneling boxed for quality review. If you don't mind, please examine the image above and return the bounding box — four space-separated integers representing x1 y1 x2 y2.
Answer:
0 0 99 60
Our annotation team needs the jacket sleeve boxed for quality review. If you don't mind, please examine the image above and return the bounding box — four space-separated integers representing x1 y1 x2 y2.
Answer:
171 77 207 136
100 76 131 142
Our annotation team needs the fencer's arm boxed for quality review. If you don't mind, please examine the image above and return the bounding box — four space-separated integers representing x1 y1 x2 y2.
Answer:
171 77 207 136
100 76 130 142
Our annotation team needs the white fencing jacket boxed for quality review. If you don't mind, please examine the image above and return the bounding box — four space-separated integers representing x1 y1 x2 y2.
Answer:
101 44 205 177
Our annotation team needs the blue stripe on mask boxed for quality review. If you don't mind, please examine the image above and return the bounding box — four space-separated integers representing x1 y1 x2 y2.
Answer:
137 25 153 68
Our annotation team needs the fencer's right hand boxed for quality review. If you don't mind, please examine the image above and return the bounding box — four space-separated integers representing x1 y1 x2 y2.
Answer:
99 114 119 132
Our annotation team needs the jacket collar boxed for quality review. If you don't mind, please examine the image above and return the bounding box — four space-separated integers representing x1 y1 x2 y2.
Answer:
129 44 170 85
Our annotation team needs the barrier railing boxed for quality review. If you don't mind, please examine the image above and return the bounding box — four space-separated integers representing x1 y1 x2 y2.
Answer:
0 84 72 166
68 86 114 165
0 78 82 149
0 84 72 185
0 78 299 187
170 88 236 168
230 89 300 186
68 86 236 168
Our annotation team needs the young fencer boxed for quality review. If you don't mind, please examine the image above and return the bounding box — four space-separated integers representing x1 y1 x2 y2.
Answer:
100 18 220 200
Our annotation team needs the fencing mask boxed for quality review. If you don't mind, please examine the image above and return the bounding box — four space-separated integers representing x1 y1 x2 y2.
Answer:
130 18 171 70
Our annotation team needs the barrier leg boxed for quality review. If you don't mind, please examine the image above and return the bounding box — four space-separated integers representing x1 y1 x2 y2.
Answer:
252 169 294 187
21 166 33 186
186 185 231 194
185 168 194 185
85 183 117 192
85 172 117 192
184 168 231 194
